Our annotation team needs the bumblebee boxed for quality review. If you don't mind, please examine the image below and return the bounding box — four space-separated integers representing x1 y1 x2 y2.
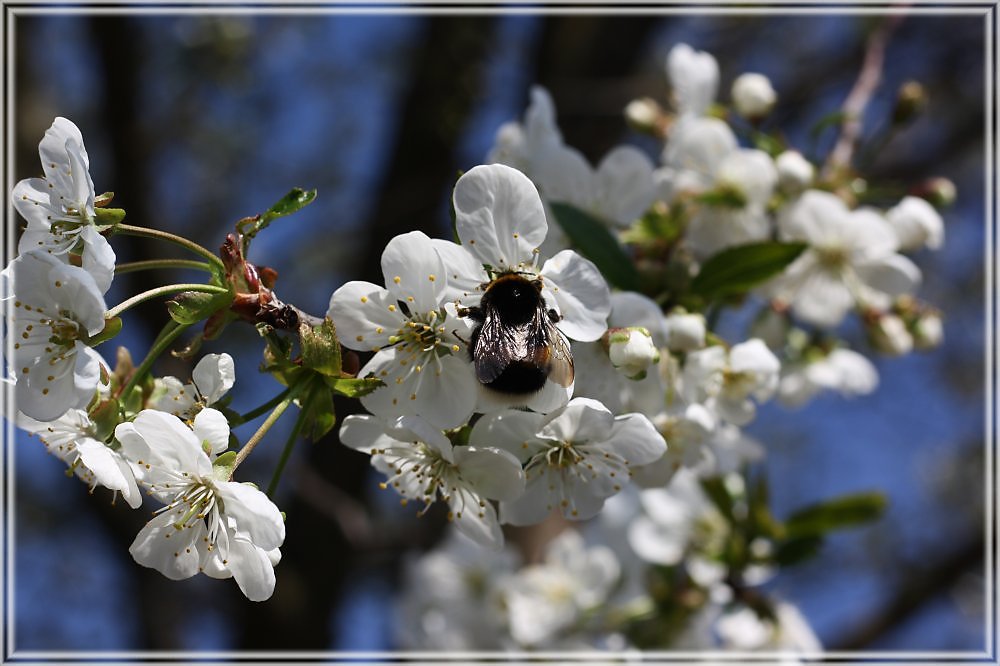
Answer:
460 271 574 397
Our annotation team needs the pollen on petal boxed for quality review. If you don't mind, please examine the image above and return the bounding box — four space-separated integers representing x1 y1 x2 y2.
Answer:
393 276 401 284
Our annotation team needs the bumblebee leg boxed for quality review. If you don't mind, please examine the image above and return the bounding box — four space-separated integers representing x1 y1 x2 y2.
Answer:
547 308 561 324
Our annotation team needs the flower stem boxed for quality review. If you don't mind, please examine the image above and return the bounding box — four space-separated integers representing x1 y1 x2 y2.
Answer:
266 386 317 497
118 321 191 404
113 223 224 269
115 259 213 275
231 379 310 476
105 283 230 320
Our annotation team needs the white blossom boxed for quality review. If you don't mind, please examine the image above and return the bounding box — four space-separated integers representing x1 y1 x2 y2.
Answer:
607 327 660 380
869 313 914 356
731 72 777 119
665 310 707 352
340 413 525 548
152 352 235 419
683 339 780 426
471 397 666 525
116 409 284 602
769 189 922 328
12 117 116 293
778 348 879 407
4 250 107 422
667 43 719 117
886 195 944 251
328 230 479 429
775 150 815 194
19 409 141 508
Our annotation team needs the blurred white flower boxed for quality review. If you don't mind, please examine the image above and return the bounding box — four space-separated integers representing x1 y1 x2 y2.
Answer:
328 230 479 428
152 352 235 419
4 250 107 422
913 311 944 349
116 409 284 602
19 408 141 508
731 72 777 119
665 310 707 352
627 469 721 565
886 195 944 251
607 327 660 380
683 339 780 426
869 313 914 356
778 348 879 407
12 117 116 294
667 43 719 117
340 413 524 548
471 397 666 525
501 529 620 647
769 189 922 328
775 150 815 194
714 601 822 652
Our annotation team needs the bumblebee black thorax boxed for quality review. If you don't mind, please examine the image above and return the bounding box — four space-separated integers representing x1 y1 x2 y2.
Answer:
480 273 543 325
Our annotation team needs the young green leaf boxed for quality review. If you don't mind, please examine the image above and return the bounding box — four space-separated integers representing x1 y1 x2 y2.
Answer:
237 187 318 249
783 491 887 539
690 241 807 301
166 290 235 325
549 202 642 292
326 376 384 398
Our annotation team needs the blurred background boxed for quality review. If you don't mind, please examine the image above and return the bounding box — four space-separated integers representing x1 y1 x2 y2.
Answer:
7 8 990 654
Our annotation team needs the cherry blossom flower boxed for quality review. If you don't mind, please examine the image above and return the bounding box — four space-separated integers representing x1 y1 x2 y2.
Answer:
471 397 666 525
340 413 525 548
328 230 479 429
682 339 780 427
731 72 777 119
152 352 235 419
4 250 107 422
116 409 284 602
778 348 879 407
667 43 719 118
499 529 620 647
12 117 116 294
769 189 922 328
886 195 944 251
19 409 141 508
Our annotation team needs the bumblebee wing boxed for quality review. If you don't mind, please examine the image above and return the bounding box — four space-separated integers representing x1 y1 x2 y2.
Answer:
543 324 575 387
473 311 520 384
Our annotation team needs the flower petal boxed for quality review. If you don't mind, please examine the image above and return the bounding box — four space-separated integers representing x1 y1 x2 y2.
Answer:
128 409 211 477
214 480 286 551
468 409 548 463
381 231 449 312
448 488 505 549
540 250 610 342
605 413 667 466
540 397 614 444
327 281 401 352
193 353 235 405
454 446 525 501
453 164 547 270
192 408 231 457
225 532 277 601
129 511 204 580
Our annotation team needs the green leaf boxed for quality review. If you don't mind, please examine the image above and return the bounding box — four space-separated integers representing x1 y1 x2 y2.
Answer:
699 477 735 523
299 318 341 378
549 202 641 291
784 492 886 539
773 535 824 566
326 376 384 398
809 110 850 139
690 241 807 301
238 188 317 247
166 290 235 325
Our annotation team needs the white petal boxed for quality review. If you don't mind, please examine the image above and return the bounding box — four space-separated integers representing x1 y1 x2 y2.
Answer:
339 414 398 455
468 409 547 463
449 490 505 550
777 189 848 244
592 146 656 227
661 116 736 186
604 413 667 466
381 231 449 312
224 531 277 601
791 264 855 328
628 515 687 565
214 481 286 551
129 511 203 580
192 408 231 456
431 239 486 304
540 250 610 342
609 291 670 345
388 415 454 463
77 226 116 294
193 353 235 405
129 409 211 477
326 281 402 352
856 253 922 301
454 446 525 501
11 178 55 228
453 164 547 269
499 468 558 526
540 397 614 443
667 44 719 116
75 438 140 506
533 143 594 209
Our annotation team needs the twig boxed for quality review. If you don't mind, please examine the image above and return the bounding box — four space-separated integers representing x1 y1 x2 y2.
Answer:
823 15 904 178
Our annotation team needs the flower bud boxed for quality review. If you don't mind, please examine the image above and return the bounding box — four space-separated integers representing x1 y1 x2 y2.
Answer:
665 311 707 352
624 97 664 135
869 314 913 356
731 73 777 119
886 195 944 251
775 150 814 194
607 327 661 380
915 177 957 208
893 80 927 124
913 311 944 350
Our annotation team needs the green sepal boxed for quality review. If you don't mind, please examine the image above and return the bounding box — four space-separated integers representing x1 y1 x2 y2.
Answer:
237 188 317 251
166 290 235 325
695 185 747 209
299 318 342 378
550 202 642 292
94 207 126 226
325 376 384 398
783 491 886 539
89 398 122 442
691 241 807 302
88 316 123 347
212 451 238 482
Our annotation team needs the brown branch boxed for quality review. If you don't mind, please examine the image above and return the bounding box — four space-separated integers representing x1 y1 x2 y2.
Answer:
823 15 905 179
